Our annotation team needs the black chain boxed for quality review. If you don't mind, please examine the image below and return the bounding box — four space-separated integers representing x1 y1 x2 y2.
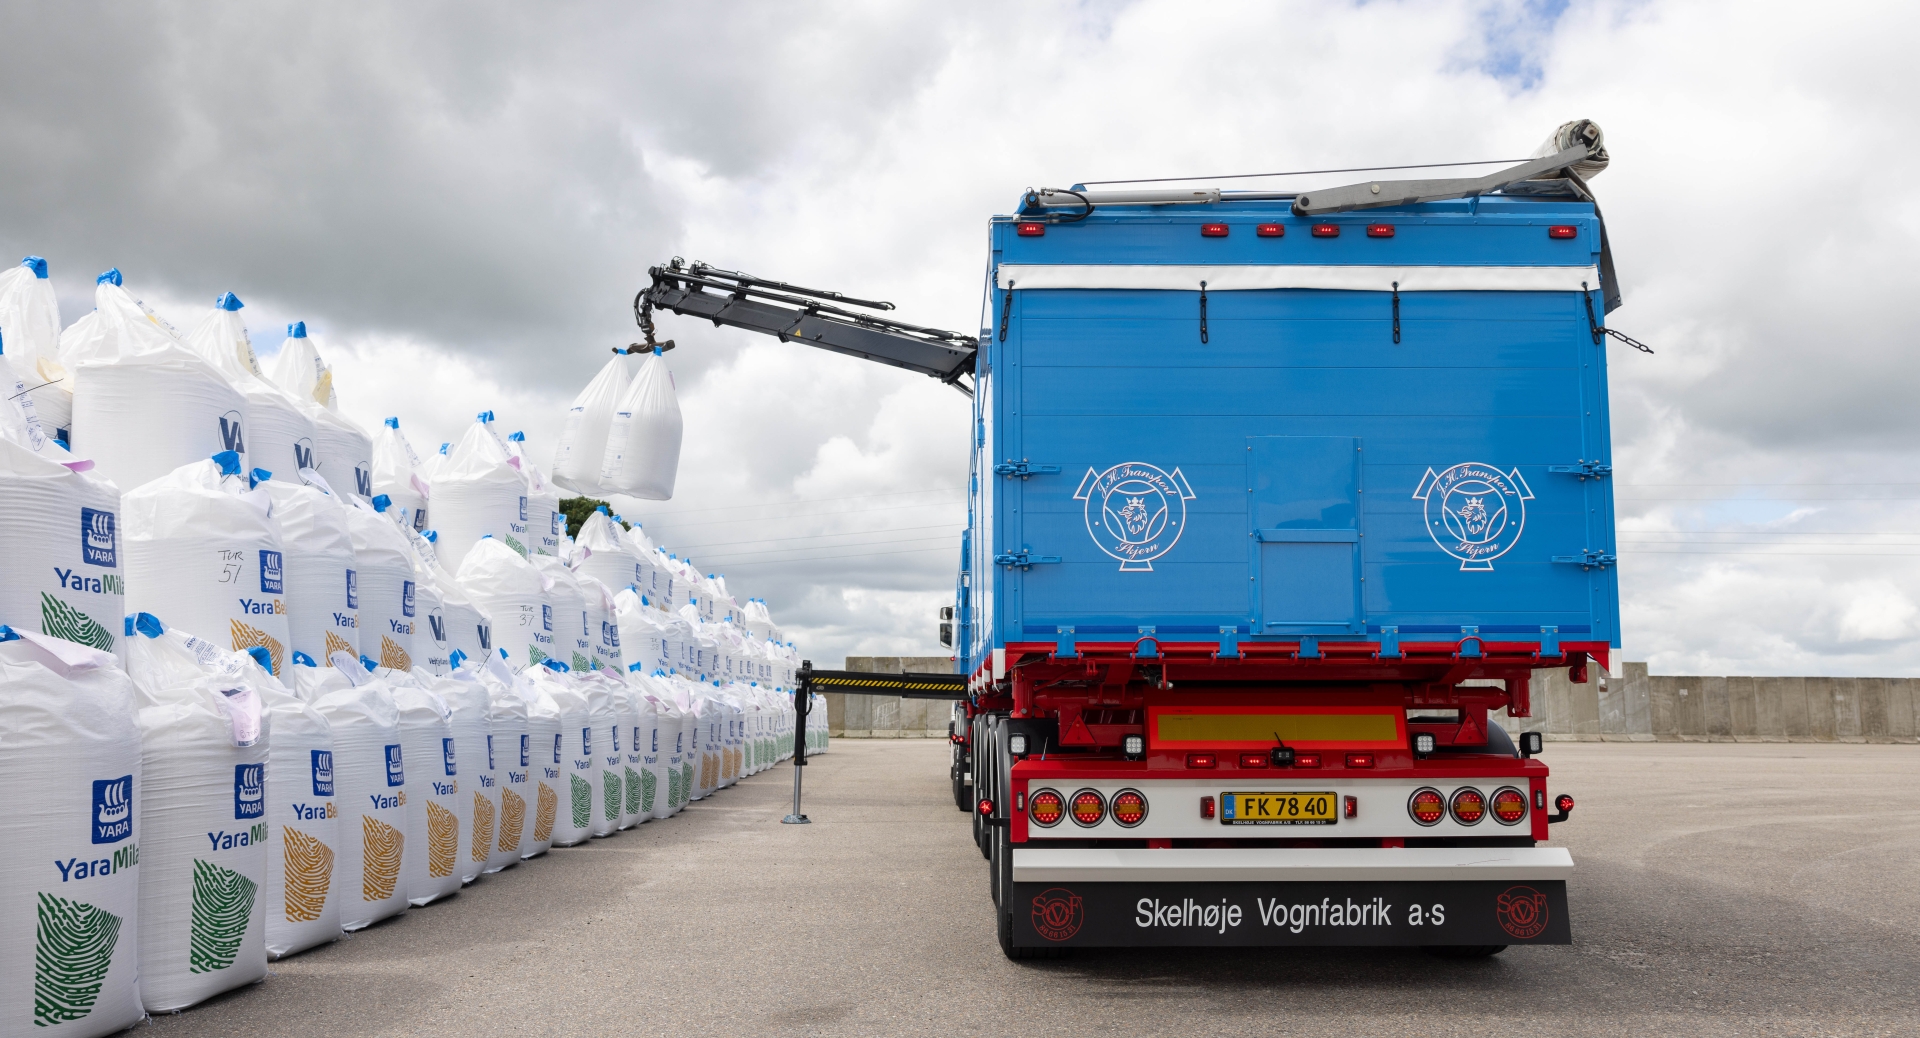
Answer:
1582 281 1654 353
1391 281 1401 344
998 279 1015 342
1199 280 1209 344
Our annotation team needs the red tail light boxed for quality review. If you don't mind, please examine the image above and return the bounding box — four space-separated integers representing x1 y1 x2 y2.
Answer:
1200 795 1215 819
1027 788 1065 827
1491 787 1528 825
1311 224 1339 238
1408 787 1444 826
1069 788 1106 827
1450 787 1487 826
1111 789 1148 827
1366 224 1395 238
1345 753 1375 768
1256 223 1285 237
1238 753 1269 768
1186 753 1217 769
1343 795 1357 819
1016 222 1046 237
1548 225 1578 239
1293 753 1321 768
1200 223 1229 237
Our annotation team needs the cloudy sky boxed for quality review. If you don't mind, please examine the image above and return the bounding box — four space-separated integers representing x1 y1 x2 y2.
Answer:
5 0 1917 676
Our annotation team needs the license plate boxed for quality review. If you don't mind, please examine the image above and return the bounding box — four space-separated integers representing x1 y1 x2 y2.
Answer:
1220 791 1338 826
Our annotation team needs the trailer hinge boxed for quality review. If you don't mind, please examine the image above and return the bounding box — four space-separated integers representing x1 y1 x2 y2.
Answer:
994 548 1061 569
1551 550 1617 569
1547 461 1612 480
993 460 1060 480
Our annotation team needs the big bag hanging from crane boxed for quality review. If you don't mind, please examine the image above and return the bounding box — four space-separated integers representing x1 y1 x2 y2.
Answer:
0 256 72 437
551 354 628 495
598 348 682 500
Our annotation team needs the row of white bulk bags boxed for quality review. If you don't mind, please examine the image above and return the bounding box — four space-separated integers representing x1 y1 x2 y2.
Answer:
260 478 359 669
0 628 144 1037
344 498 416 672
458 538 550 669
371 417 430 533
183 294 319 486
65 272 249 492
0 425 123 656
125 619 271 1014
125 455 292 677
432 413 526 573
0 255 73 436
300 662 410 932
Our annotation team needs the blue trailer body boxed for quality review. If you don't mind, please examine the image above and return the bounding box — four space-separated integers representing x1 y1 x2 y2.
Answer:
958 196 1620 676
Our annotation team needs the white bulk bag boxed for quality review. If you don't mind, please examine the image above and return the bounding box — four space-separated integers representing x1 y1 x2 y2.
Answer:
456 538 552 670
392 678 461 906
614 589 670 676
67 273 251 492
432 551 491 671
614 682 647 828
520 670 563 858
552 354 629 494
126 621 271 1013
583 678 621 838
258 677 339 960
0 628 143 1037
125 455 292 677
504 431 563 557
411 569 450 676
437 674 494 885
481 664 530 872
580 575 623 675
533 556 592 674
0 256 72 435
260 479 359 669
312 406 373 501
635 682 676 819
372 417 431 533
0 434 123 657
573 509 643 593
431 414 527 573
599 348 682 499
308 664 409 930
344 500 416 672
183 295 319 484
538 673 595 847
266 322 335 410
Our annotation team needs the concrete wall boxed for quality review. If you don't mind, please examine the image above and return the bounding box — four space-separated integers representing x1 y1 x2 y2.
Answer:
827 656 1919 744
825 657 957 738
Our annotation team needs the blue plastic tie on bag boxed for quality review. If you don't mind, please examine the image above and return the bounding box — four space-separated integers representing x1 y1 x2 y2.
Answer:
0 625 17 643
438 442 450 455
250 468 272 489
131 613 165 638
292 650 317 668
384 417 399 429
22 256 47 279
244 646 274 673
596 504 609 514
541 658 570 673
359 655 377 673
96 268 122 286
217 292 243 311
212 450 243 476
508 431 525 442
448 649 468 669
422 530 438 543
628 661 644 673
289 321 307 338
372 494 392 513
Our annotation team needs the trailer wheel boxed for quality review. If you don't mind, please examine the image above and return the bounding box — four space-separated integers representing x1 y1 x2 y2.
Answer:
1422 945 1508 959
951 744 970 812
993 818 1068 960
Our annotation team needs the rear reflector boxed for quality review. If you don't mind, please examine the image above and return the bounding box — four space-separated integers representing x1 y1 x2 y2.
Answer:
1256 223 1285 237
1027 788 1065 827
1200 795 1215 819
1293 753 1322 768
1344 753 1375 768
1491 787 1528 825
1200 223 1229 237
1111 789 1148 827
1450 787 1487 826
1548 225 1578 239
1366 224 1395 238
1408 787 1444 826
1186 753 1217 769
1344 795 1357 819
1069 788 1106 827
977 798 994 816
1238 753 1269 769
1311 224 1339 238
1016 222 1045 237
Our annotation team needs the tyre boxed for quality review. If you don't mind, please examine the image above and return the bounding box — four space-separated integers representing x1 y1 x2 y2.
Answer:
995 819 1066 961
1422 945 1508 959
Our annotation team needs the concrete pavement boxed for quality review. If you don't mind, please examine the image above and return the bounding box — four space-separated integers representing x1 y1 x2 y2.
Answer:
146 741 1920 1037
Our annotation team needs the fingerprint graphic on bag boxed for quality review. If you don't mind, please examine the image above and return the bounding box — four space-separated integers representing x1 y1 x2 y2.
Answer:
40 592 114 652
231 619 286 676
665 767 681 810
362 816 403 901
283 826 335 922
533 782 557 842
499 787 527 851
570 774 591 829
602 771 622 822
503 533 527 558
639 767 657 813
624 766 643 815
378 634 411 672
681 762 693 803
324 629 354 663
34 892 123 1027
472 791 495 862
189 858 260 973
527 645 548 667
426 801 457 877
572 652 591 673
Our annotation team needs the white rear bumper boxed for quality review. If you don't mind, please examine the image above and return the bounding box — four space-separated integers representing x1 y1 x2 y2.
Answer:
1011 845 1574 884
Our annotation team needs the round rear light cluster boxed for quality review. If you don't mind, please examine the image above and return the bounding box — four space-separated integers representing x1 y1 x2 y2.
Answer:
1069 789 1106 827
1491 787 1528 825
1028 788 1065 828
1408 788 1445 826
1110 789 1148 827
1450 787 1487 826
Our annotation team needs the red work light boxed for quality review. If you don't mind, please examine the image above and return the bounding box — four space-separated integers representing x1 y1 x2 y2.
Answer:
1239 753 1269 768
1201 223 1229 237
1256 223 1285 237
1311 224 1339 238
1366 224 1395 238
1345 753 1375 769
1293 753 1321 768
1186 753 1217 769
1017 222 1045 237
1548 225 1578 239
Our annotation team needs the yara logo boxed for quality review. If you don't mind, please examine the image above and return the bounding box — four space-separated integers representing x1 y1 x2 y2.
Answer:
259 550 284 594
233 763 265 820
442 736 457 776
427 612 446 643
581 726 592 757
219 409 246 454
551 733 562 764
80 507 117 568
354 462 372 498
293 438 315 472
520 733 530 767
478 622 492 652
345 568 358 609
603 621 620 649
518 496 529 522
384 744 405 787
91 775 133 844
311 749 334 796
541 604 552 632
402 580 416 618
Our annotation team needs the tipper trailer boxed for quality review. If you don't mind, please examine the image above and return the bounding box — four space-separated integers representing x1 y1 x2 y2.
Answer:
638 120 1632 959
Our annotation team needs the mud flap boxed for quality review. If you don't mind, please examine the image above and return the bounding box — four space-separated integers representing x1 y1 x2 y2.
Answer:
1010 880 1569 948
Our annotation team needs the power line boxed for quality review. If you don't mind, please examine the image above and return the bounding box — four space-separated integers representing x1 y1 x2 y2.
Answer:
1079 158 1531 187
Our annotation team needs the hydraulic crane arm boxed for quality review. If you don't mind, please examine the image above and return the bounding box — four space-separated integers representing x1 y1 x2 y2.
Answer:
635 260 979 396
